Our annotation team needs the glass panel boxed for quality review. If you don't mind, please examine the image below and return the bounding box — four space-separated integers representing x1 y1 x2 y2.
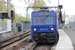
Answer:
44 16 53 24
34 17 43 25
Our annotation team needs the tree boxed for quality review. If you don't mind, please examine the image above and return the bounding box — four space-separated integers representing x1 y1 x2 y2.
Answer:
56 9 60 20
31 0 46 10
56 9 60 12
0 0 31 23
13 14 18 23
0 0 7 28
0 0 7 11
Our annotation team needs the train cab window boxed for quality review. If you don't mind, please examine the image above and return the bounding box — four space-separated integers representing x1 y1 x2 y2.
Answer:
44 16 53 24
34 17 43 25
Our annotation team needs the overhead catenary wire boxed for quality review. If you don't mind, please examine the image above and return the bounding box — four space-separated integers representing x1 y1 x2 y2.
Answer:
19 0 27 4
14 4 26 8
48 0 51 4
18 0 25 3
24 0 27 4
14 6 26 10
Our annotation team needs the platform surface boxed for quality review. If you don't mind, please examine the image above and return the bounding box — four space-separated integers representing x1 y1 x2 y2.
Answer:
53 29 74 50
63 29 75 50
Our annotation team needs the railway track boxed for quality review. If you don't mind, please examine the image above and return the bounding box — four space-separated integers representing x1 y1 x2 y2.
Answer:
32 43 52 50
0 29 31 49
18 42 54 50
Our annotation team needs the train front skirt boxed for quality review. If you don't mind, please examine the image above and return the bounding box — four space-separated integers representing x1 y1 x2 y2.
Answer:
32 32 59 44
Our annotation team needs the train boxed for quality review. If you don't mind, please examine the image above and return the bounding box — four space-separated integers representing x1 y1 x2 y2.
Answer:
31 8 59 44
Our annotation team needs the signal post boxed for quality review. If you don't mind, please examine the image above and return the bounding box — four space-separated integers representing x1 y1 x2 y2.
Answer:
58 5 65 29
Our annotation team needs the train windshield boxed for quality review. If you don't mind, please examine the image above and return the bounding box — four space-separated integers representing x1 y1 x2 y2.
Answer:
44 16 53 24
34 16 53 25
34 17 43 25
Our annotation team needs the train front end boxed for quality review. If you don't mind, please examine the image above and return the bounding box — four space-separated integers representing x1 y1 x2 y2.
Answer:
31 9 58 44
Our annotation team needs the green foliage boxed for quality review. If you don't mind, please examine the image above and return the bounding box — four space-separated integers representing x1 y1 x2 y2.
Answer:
0 0 31 23
0 19 7 25
0 0 7 26
28 17 31 21
18 16 31 22
0 0 7 11
13 15 31 23
56 9 60 20
56 9 60 12
31 0 46 10
13 14 18 23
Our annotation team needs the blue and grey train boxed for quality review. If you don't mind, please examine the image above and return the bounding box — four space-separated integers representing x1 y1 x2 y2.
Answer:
31 9 59 44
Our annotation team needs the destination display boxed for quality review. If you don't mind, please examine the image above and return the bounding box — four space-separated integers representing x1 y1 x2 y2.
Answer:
38 12 49 15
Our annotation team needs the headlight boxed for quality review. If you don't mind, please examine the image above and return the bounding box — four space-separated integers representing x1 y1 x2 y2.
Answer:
51 28 54 30
34 28 36 31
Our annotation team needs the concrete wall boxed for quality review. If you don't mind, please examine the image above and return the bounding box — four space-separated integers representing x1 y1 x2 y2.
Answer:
0 31 13 40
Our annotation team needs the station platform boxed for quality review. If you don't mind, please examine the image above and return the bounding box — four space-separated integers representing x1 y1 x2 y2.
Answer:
52 29 74 50
63 29 75 50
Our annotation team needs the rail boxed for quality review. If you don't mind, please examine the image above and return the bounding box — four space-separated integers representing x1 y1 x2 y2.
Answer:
0 29 31 48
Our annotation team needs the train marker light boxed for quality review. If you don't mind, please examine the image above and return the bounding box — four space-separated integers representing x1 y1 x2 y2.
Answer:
46 29 48 30
34 28 36 31
40 29 41 30
51 28 54 30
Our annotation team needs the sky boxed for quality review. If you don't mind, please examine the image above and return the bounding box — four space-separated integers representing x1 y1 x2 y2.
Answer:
6 0 75 17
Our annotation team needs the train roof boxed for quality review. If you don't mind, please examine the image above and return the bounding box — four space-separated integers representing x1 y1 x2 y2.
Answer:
32 9 56 12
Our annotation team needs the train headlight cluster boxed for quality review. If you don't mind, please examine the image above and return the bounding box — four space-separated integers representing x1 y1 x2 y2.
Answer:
51 28 54 30
34 28 54 31
34 28 36 31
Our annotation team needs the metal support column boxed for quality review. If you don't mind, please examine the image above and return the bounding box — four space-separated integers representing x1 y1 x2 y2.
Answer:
34 0 36 7
7 0 11 18
26 7 28 29
7 0 11 31
58 0 59 8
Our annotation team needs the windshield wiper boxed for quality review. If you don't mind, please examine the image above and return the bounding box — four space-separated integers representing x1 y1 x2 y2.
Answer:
44 15 49 20
38 16 43 20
